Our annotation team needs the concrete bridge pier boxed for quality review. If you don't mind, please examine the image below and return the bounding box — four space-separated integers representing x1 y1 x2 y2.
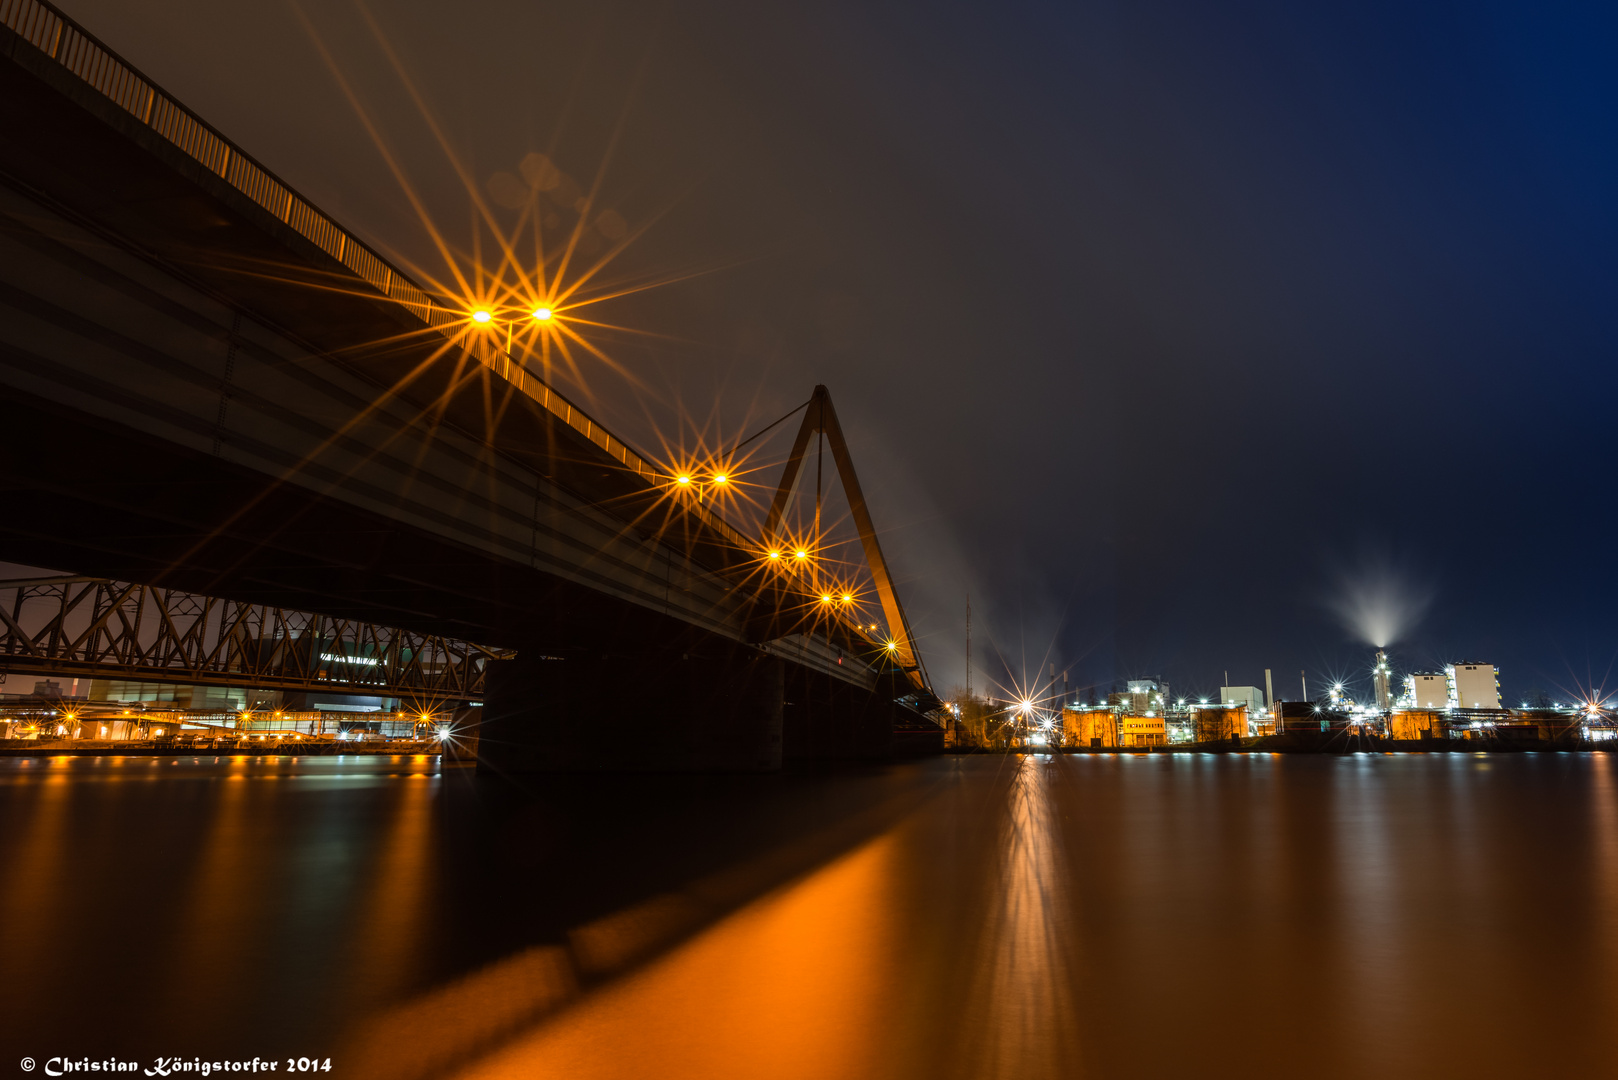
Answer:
783 667 942 761
476 647 785 773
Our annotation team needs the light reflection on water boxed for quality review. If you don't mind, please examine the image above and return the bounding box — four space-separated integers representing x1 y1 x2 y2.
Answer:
3 753 1618 1077
1590 755 1618 1022
947 755 1081 1080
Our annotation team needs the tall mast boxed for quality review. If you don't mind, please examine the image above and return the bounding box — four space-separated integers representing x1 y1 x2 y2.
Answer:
965 591 972 701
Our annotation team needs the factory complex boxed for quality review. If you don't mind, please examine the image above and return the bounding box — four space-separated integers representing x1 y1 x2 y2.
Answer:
963 654 1616 751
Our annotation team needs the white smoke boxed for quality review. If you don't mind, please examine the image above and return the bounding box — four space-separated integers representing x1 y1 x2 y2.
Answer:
1325 549 1435 648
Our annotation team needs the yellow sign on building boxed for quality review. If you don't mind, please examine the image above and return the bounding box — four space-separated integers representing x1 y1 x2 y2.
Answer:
1119 714 1166 747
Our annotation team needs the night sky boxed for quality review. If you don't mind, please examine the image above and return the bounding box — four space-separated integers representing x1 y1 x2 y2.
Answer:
52 0 1618 705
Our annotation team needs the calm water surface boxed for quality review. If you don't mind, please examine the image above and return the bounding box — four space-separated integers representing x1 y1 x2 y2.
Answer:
2 752 1615 1078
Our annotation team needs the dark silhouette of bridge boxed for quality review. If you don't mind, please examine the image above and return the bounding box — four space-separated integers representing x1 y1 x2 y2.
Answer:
0 0 942 768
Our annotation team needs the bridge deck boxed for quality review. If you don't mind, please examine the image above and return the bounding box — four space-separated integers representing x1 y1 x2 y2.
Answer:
0 5 887 691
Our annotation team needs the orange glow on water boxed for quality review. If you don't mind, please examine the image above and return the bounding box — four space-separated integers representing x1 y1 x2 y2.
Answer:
454 833 903 1080
341 771 437 1002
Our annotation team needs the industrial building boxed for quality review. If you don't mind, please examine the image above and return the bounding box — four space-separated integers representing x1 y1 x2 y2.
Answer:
1108 679 1169 715
1219 686 1265 714
1405 672 1449 710
1447 663 1501 710
1401 663 1501 711
1388 709 1444 740
1063 706 1117 748
1192 704 1247 742
1119 714 1167 747
1041 653 1542 749
1059 706 1167 747
1272 700 1351 733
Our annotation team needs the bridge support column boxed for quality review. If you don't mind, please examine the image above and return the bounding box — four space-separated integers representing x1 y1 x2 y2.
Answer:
476 647 784 772
782 668 942 760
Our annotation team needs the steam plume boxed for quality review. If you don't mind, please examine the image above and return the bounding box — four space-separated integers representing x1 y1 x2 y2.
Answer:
1325 549 1435 648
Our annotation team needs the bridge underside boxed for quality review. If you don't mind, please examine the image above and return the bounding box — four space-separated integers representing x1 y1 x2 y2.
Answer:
0 18 941 768
4 386 942 765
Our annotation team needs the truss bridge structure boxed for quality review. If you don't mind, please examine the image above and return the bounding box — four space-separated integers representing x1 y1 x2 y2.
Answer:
0 575 514 700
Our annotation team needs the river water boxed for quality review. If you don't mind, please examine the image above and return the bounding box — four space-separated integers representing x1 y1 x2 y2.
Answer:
2 752 1614 1078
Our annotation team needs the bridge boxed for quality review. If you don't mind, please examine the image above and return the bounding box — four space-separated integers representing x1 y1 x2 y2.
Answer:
0 0 942 769
0 573 512 700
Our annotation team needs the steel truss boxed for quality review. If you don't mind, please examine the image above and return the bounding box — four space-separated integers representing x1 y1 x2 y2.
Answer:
0 576 514 699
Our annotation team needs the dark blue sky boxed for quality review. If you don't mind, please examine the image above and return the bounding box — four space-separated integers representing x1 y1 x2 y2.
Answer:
62 0 1618 704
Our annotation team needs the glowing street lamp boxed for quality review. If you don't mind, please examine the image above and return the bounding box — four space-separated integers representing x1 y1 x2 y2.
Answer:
531 307 553 321
471 310 492 324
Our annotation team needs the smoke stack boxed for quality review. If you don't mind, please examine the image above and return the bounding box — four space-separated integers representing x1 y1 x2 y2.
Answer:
1373 650 1392 711
1265 669 1273 708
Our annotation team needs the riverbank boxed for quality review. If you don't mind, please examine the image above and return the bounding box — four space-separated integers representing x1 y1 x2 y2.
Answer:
0 739 442 756
953 734 1614 754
